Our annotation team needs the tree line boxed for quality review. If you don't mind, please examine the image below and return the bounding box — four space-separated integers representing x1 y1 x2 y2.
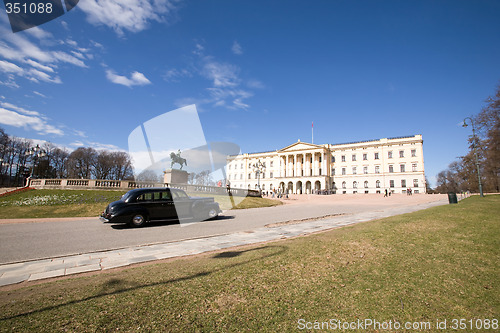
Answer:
434 85 500 194
0 129 134 187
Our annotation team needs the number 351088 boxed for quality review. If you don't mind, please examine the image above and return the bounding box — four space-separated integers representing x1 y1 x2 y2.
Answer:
5 2 53 14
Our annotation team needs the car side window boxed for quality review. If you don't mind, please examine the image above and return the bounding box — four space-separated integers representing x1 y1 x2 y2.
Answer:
137 192 153 202
160 191 172 201
172 190 188 199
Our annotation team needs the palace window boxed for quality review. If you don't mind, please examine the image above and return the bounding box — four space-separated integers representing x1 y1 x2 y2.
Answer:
364 181 369 188
390 180 394 188
375 166 380 174
413 179 419 187
389 165 394 173
352 167 357 174
376 180 381 188
341 155 346 162
332 168 335 175
399 150 405 158
374 152 379 160
388 151 393 159
411 149 416 157
248 173 251 179
412 163 417 172
352 154 356 161
270 161 273 167
400 164 406 172
331 156 335 163
342 168 346 175
342 181 346 189
353 181 358 189
270 172 273 178
363 166 368 174
363 153 367 160
401 179 406 188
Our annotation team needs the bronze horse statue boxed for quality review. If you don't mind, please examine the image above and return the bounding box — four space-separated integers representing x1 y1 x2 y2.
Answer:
170 151 187 170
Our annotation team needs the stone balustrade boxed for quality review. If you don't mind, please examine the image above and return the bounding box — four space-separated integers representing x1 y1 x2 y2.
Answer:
27 178 260 197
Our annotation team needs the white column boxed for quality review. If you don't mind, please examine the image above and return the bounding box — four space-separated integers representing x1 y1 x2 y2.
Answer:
302 153 306 177
321 152 325 176
293 154 299 177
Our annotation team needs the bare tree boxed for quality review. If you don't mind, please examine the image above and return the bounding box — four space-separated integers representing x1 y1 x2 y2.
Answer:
135 169 160 182
50 147 69 178
94 150 114 179
194 170 215 186
109 151 134 180
67 147 97 179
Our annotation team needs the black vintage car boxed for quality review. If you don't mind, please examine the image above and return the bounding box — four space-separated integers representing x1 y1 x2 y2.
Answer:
100 187 221 227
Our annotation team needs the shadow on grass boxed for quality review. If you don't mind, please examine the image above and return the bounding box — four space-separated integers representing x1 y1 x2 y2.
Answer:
1 244 287 321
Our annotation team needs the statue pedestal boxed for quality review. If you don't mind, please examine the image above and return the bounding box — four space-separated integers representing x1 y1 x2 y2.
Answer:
164 169 188 184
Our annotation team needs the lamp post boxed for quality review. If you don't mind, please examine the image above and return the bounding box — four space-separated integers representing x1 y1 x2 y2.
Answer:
252 159 266 192
25 144 47 185
463 117 484 197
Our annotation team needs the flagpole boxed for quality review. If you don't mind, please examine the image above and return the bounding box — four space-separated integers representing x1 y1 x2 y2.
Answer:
312 121 314 144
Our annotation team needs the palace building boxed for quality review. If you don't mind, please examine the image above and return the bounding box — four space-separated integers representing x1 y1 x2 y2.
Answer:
226 134 426 194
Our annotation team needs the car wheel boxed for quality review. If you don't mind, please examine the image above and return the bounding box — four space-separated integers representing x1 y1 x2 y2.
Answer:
206 207 218 220
130 214 147 227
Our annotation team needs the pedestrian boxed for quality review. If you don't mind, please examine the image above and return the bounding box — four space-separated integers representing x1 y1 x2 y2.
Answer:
384 189 388 197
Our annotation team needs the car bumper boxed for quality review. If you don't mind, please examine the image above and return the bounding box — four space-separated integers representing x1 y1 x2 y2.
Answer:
99 216 110 223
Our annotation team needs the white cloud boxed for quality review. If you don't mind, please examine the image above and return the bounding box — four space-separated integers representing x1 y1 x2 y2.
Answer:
231 41 243 55
105 70 152 87
0 59 61 83
28 68 62 84
0 60 23 74
24 59 55 73
70 140 120 151
33 91 47 98
79 0 178 36
0 74 19 88
172 42 259 111
202 61 240 87
0 102 39 116
0 107 63 135
0 16 96 87
163 68 192 82
247 79 265 89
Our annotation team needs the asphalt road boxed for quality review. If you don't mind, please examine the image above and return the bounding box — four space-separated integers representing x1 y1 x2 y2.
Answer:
0 194 447 264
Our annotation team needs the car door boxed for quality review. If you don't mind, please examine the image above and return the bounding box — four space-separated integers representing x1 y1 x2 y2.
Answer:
171 189 192 220
140 191 172 220
156 190 177 220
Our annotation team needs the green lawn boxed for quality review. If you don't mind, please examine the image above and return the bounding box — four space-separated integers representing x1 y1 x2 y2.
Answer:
0 195 498 332
0 189 282 218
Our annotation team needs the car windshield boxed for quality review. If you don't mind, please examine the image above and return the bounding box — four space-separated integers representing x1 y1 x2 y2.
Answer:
172 190 189 199
121 191 135 202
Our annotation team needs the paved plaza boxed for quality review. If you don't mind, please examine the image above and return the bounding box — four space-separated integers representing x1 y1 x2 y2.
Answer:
0 194 449 288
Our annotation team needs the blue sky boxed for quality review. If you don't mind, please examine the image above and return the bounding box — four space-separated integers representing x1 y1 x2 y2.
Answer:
1 0 499 186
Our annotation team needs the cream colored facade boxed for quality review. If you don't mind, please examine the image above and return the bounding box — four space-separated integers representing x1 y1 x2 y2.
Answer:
226 135 426 194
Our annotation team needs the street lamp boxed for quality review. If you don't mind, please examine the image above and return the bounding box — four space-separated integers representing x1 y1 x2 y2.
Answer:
25 144 47 181
463 117 484 197
252 159 266 192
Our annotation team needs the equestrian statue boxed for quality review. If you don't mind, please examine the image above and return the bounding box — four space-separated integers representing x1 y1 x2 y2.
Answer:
170 149 187 170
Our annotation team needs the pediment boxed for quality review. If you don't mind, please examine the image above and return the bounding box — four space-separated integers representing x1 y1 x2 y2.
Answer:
279 141 323 152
